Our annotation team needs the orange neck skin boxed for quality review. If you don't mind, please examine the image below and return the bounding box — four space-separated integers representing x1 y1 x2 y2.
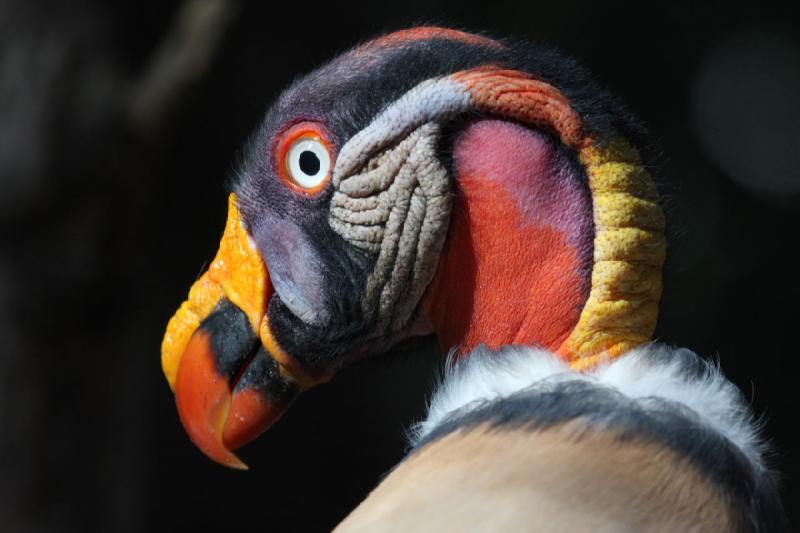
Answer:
419 120 594 359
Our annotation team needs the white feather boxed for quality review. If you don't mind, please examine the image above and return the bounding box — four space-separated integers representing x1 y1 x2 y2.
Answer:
411 343 766 470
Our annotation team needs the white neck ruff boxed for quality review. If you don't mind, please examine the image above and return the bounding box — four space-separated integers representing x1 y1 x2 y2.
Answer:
411 343 765 470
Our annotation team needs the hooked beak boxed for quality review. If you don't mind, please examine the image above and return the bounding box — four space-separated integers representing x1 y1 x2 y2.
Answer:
161 194 307 469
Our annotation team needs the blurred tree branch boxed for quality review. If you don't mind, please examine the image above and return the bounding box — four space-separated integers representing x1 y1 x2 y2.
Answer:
128 0 239 136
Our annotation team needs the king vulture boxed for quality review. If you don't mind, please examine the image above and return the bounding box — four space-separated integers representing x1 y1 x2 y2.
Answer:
160 27 789 531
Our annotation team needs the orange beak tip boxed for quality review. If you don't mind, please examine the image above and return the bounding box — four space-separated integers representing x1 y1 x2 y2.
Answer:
221 454 250 471
174 330 250 470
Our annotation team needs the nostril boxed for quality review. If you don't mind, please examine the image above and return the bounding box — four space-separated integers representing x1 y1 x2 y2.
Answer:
199 298 260 382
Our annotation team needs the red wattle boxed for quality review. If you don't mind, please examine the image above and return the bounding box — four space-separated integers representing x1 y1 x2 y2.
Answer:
424 119 593 357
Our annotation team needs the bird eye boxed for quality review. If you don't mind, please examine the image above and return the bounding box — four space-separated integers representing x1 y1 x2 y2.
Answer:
285 136 331 190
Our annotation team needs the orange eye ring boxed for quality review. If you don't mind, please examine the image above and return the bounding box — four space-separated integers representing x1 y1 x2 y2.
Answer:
276 122 334 196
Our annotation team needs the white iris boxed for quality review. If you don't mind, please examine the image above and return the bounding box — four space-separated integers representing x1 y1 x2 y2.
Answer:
286 137 330 189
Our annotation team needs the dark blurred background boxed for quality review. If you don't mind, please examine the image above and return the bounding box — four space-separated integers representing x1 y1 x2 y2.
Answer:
1 0 798 531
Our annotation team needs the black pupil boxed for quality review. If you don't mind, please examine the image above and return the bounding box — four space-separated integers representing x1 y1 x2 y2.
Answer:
299 150 321 176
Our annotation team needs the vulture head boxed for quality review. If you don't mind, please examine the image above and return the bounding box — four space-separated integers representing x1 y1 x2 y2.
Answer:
161 27 665 469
